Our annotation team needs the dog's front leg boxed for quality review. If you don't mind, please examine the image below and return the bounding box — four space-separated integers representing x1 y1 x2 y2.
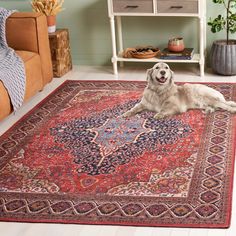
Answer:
154 112 166 119
154 107 180 119
123 103 145 117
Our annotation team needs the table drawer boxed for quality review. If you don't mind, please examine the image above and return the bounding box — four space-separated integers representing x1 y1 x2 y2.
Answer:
112 0 153 13
157 0 198 14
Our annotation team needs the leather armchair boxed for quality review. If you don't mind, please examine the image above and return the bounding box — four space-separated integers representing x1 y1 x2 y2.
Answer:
0 12 53 121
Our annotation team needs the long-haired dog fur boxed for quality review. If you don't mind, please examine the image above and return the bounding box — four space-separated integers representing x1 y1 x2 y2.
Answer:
123 62 236 119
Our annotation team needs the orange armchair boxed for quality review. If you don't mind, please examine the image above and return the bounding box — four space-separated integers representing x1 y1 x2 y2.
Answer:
0 12 53 121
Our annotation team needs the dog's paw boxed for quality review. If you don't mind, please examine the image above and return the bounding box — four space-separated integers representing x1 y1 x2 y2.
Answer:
228 107 236 113
202 107 215 114
154 113 165 119
122 111 133 118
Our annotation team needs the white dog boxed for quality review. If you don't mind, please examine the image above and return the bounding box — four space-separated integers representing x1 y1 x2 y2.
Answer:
123 62 236 119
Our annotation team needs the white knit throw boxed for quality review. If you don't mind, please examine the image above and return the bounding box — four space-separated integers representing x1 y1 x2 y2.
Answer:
0 8 26 112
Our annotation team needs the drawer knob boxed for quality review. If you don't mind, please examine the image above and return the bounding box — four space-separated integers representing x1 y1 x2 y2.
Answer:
170 6 183 9
125 5 139 9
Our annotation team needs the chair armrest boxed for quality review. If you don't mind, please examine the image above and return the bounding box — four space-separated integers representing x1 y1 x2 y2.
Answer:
6 12 53 85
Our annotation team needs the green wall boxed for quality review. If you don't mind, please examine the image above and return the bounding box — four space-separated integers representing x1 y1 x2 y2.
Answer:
0 0 231 66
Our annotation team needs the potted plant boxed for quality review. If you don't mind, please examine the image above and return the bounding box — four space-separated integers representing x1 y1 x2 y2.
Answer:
31 0 64 33
208 0 236 75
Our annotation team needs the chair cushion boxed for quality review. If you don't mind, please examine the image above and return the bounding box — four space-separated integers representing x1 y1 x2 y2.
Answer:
16 50 43 101
16 50 38 62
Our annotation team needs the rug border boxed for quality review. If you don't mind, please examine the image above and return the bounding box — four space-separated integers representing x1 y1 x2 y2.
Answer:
0 80 235 228
226 102 236 228
0 217 232 228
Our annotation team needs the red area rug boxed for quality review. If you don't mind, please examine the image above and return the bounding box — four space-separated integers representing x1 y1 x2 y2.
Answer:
0 81 235 228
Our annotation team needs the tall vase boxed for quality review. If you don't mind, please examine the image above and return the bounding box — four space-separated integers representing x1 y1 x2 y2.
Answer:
47 15 56 33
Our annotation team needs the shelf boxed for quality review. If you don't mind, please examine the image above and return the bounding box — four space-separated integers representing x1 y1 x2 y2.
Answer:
108 0 206 76
116 54 200 63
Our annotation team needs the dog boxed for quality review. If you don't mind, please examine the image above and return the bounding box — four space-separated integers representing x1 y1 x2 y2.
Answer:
123 62 236 119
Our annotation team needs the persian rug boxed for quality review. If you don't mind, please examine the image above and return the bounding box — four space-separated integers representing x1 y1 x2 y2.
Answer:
0 81 235 228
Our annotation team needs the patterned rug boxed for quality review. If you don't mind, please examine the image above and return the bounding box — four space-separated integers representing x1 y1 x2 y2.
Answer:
0 81 235 228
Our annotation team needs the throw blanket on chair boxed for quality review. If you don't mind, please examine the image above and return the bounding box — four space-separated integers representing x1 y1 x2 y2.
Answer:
0 8 26 111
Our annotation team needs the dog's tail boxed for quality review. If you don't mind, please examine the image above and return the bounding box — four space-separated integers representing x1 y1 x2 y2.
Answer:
215 100 236 113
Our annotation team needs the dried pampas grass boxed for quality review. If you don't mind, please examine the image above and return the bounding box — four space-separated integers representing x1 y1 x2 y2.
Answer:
31 0 64 16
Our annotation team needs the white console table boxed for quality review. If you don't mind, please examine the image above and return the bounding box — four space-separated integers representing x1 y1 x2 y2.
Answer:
107 0 206 77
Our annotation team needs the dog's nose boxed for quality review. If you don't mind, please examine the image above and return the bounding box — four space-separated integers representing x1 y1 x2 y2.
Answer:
160 70 166 76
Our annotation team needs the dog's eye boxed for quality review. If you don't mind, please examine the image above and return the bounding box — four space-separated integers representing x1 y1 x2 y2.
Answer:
156 67 160 70
165 66 168 69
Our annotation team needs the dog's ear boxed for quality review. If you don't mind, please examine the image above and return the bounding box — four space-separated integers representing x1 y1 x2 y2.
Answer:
146 68 153 81
169 69 174 85
170 70 174 79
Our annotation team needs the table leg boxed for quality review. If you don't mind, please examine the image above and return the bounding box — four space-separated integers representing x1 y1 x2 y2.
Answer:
117 16 124 68
199 16 205 77
110 16 118 75
200 62 205 77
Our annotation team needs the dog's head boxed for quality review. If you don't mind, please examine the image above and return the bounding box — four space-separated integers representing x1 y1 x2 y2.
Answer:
146 62 174 88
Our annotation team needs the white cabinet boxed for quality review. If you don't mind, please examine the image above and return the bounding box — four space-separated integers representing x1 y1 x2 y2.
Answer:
107 0 206 76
